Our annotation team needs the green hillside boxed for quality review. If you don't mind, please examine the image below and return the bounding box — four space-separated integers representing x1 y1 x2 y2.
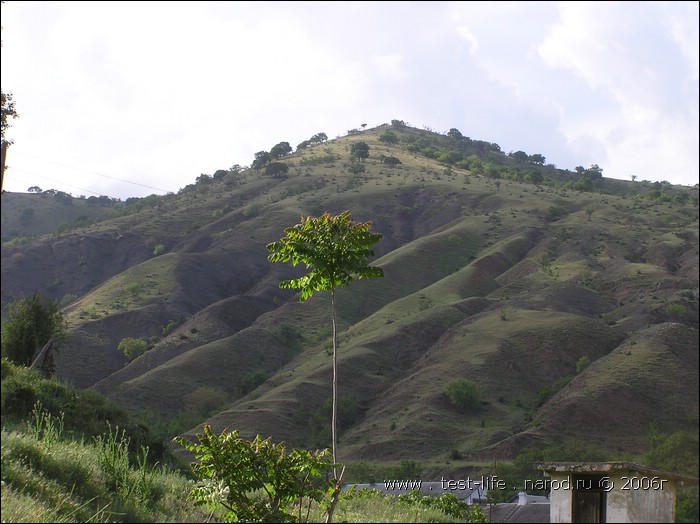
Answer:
2 122 698 485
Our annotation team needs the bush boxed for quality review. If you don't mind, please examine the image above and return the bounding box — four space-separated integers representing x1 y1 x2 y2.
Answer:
445 379 480 412
176 425 336 523
576 355 590 374
240 369 268 395
665 303 687 317
182 386 228 416
118 338 149 362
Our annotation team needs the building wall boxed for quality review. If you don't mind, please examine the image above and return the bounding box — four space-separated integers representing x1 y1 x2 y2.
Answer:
547 471 677 523
626 477 676 523
547 473 572 523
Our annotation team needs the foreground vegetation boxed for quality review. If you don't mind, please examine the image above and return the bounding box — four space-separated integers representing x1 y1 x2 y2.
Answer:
1 360 488 522
2 359 696 522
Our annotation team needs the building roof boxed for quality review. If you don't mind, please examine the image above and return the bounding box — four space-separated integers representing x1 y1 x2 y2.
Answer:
506 492 550 504
537 461 699 486
486 503 550 523
344 480 486 501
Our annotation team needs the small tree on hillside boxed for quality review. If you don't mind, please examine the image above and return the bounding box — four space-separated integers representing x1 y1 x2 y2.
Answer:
310 132 328 144
118 337 149 362
378 130 399 144
267 211 383 470
270 141 292 159
252 150 272 171
445 378 481 412
265 161 289 178
350 141 370 161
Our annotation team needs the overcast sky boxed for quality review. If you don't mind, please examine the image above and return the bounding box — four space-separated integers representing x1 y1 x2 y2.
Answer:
1 1 698 200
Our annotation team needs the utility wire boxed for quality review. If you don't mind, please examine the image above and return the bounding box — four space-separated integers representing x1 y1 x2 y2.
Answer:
27 155 171 193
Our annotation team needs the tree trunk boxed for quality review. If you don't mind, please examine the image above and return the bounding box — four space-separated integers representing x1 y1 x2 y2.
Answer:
30 338 55 378
331 287 338 473
325 465 345 524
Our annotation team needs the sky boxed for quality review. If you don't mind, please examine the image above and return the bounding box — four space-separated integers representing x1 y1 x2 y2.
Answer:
1 1 698 200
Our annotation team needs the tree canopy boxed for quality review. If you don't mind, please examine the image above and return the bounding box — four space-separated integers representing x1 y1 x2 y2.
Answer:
264 161 289 178
350 141 370 161
266 210 383 302
1 293 65 368
270 141 292 159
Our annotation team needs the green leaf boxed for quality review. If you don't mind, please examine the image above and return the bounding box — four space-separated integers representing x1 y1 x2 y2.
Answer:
267 211 383 302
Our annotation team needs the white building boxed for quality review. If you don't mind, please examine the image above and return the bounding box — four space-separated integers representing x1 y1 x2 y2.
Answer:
538 461 698 523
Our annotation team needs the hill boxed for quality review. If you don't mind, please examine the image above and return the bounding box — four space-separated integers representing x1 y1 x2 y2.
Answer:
2 122 698 479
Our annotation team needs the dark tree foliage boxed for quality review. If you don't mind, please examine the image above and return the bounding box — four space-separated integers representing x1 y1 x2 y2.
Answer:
265 161 289 178
270 141 292 159
310 132 327 144
510 150 529 162
1 90 18 143
529 153 546 165
379 130 399 144
1 293 65 367
350 141 370 161
252 150 272 171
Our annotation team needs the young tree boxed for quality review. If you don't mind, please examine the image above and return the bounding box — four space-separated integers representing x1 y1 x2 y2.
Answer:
176 425 336 523
266 211 384 472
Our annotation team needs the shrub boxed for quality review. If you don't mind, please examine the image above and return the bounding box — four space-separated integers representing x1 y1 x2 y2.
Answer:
576 355 590 374
445 378 481 412
538 375 573 405
665 304 687 317
176 425 336 523
182 386 229 416
240 369 268 395
118 338 149 362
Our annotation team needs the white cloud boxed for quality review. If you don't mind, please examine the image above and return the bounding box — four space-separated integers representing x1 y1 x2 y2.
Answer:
456 26 478 55
1 1 697 199
536 1 699 183
373 54 408 81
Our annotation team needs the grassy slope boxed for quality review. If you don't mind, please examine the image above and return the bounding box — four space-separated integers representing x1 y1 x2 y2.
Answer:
2 362 472 523
2 124 698 478
0 192 121 243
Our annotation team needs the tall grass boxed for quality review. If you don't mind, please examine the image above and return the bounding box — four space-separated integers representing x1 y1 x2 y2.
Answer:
1 361 483 522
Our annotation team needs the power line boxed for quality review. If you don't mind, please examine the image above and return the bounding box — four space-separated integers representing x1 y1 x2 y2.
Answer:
0 189 91 213
5 168 112 197
26 155 171 193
